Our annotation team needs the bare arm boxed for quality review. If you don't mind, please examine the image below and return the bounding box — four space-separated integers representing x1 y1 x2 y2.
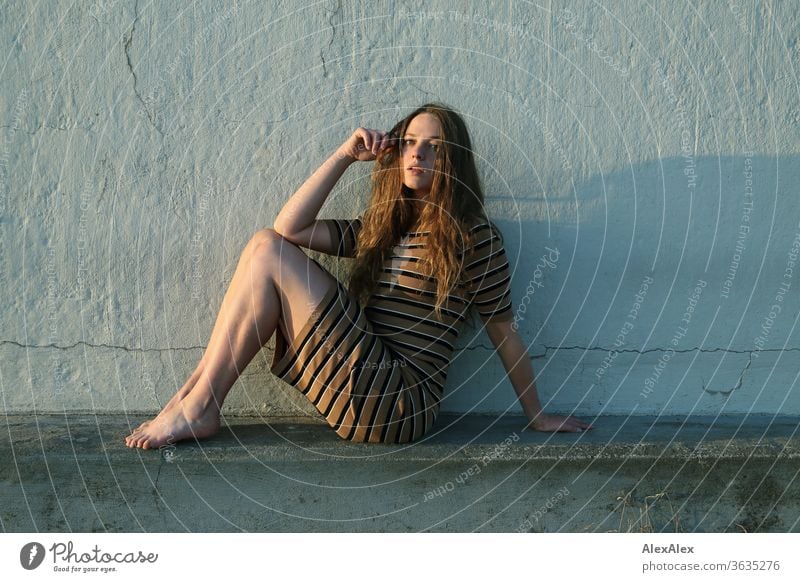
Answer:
273 128 394 252
483 318 593 433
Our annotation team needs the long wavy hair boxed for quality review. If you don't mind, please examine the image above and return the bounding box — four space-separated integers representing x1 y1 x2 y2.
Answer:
348 103 489 319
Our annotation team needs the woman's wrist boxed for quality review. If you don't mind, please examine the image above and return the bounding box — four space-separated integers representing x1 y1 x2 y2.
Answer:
328 147 357 168
332 145 357 165
525 410 545 429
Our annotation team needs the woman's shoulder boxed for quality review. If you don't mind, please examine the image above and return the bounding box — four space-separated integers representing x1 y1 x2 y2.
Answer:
457 217 505 263
463 216 503 244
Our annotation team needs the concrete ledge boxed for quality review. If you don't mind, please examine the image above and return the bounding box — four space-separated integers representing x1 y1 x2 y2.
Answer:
2 414 799 532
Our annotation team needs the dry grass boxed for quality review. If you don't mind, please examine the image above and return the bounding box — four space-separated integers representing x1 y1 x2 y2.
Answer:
612 487 683 533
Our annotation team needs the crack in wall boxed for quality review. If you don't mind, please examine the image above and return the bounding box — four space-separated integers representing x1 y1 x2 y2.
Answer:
542 345 800 355
5 338 793 361
460 343 797 358
702 352 753 396
0 340 206 353
21 124 71 135
464 343 763 398
123 0 164 137
319 0 342 78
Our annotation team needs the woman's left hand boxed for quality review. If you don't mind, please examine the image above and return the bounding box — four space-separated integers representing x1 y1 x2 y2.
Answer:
526 413 593 433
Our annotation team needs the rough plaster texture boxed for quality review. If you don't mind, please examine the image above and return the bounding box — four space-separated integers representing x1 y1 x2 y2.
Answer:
1 1 799 418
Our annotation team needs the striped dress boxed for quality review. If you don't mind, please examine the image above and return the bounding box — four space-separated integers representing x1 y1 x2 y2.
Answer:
269 216 514 444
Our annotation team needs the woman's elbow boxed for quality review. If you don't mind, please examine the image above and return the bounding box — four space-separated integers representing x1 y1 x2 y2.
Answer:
271 217 299 240
271 217 288 237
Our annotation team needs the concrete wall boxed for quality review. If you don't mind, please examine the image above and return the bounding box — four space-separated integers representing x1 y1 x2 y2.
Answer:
1 1 798 417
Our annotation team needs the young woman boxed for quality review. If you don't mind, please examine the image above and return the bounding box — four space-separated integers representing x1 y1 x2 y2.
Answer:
125 103 592 449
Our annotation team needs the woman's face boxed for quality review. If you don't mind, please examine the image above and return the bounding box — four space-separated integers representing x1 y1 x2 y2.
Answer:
400 113 443 199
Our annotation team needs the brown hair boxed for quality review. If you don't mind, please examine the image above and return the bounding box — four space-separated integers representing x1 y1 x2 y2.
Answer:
348 103 488 318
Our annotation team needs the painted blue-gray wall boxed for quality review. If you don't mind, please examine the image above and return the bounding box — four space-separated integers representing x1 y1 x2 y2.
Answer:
2 1 798 418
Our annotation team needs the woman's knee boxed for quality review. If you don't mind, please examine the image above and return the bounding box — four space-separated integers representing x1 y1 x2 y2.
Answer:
247 227 280 250
249 228 306 268
248 228 302 265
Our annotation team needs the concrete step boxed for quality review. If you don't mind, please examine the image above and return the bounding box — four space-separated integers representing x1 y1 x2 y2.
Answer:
2 413 798 532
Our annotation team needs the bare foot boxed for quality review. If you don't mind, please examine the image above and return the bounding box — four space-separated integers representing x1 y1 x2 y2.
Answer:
124 394 220 449
130 380 199 433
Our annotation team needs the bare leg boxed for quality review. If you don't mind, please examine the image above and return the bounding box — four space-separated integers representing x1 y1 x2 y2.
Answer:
128 225 273 433
125 229 337 449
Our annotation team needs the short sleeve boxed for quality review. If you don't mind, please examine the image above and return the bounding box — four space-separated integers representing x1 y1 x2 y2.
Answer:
321 216 363 258
463 223 514 323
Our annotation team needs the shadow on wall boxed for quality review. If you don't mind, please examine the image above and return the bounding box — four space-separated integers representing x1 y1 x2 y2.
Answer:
447 154 800 416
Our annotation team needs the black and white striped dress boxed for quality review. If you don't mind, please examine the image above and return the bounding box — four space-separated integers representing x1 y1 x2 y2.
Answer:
269 217 514 443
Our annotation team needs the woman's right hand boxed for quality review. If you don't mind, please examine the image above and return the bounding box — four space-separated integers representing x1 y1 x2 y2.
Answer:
337 127 395 162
